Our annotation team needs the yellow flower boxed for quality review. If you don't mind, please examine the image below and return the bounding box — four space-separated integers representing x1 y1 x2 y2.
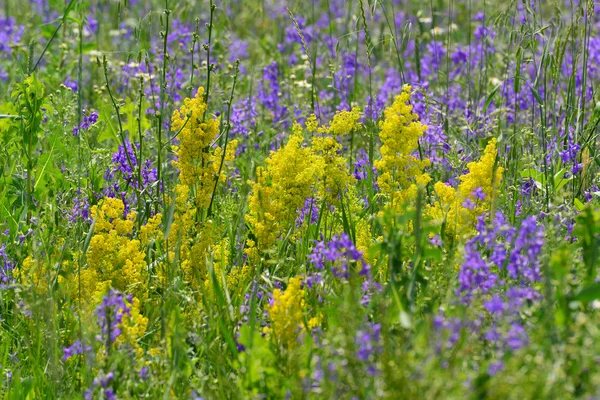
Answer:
267 276 306 348
116 297 149 359
139 213 163 245
327 106 362 135
311 135 354 205
458 138 504 202
168 89 241 295
428 139 503 240
246 126 321 253
375 85 430 213
14 256 52 292
85 198 148 300
171 86 238 208
305 113 319 133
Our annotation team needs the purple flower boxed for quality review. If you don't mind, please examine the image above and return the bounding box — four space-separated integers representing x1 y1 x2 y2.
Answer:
138 366 149 380
472 187 486 200
62 340 92 361
488 360 504 376
104 139 159 213
462 197 475 210
355 322 382 375
505 323 528 351
559 128 582 176
95 290 132 346
73 110 99 136
258 62 287 125
308 233 368 278
0 243 15 287
296 197 319 228
484 295 505 314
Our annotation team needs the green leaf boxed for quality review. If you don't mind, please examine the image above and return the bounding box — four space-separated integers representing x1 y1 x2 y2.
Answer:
483 82 501 113
572 284 600 304
520 168 543 181
531 86 544 105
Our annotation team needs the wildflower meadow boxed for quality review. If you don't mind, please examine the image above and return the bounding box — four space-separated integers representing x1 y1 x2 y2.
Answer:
2 0 600 398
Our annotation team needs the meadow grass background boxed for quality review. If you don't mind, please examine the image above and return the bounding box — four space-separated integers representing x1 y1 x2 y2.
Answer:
1 0 600 398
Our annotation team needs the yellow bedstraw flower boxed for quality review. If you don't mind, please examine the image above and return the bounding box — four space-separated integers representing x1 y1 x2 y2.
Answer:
326 106 362 135
428 139 504 240
171 86 238 208
246 124 321 253
266 276 307 348
311 135 355 205
115 297 149 359
375 85 431 213
85 198 147 300
14 256 57 293
168 89 240 294
458 138 504 202
139 213 163 245
305 113 319 133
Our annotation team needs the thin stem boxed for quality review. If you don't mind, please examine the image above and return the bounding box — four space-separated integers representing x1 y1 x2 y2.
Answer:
156 1 171 213
32 0 77 73
207 62 240 218
203 0 216 121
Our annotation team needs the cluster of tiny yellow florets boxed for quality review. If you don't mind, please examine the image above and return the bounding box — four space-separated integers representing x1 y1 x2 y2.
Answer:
265 276 307 348
429 139 504 239
84 198 147 300
458 138 504 201
246 113 362 256
246 124 322 254
139 213 163 245
115 297 149 359
168 89 247 300
325 106 362 135
375 85 431 213
181 220 221 288
171 86 238 209
311 135 355 205
14 255 61 293
205 240 254 304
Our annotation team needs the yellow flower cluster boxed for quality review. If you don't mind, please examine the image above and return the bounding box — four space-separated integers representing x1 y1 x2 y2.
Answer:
205 239 253 303
171 86 238 209
305 114 319 133
246 124 322 254
115 296 149 359
458 138 504 201
375 85 431 212
14 255 62 293
182 220 220 288
84 198 148 300
168 89 245 297
139 213 163 245
325 106 362 135
311 135 355 205
246 116 361 256
266 276 306 348
429 139 503 239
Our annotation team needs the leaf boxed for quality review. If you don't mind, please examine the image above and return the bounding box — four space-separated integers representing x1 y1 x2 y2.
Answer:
34 136 57 190
553 168 573 192
514 48 522 93
483 82 501 113
530 86 544 105
81 218 96 259
520 168 543 182
572 284 600 304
